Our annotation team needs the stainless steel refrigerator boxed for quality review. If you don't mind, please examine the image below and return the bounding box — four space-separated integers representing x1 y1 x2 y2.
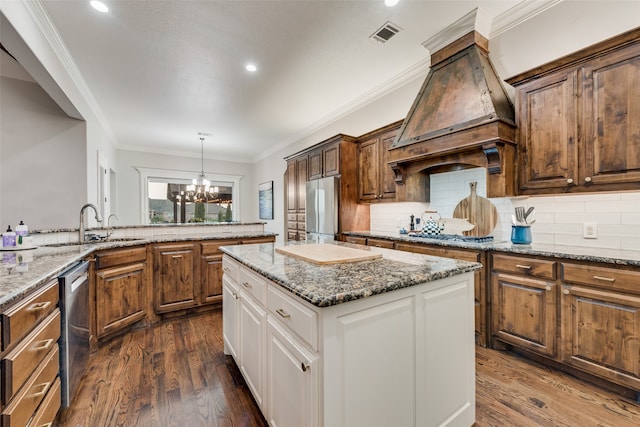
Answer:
305 176 339 241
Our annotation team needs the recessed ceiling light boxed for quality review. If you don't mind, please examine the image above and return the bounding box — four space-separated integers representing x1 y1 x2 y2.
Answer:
384 0 399 6
90 1 109 13
245 64 257 72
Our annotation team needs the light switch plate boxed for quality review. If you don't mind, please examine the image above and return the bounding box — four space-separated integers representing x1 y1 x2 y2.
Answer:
583 222 598 239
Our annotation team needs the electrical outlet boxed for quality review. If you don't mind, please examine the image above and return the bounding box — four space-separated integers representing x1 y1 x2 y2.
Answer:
583 222 598 239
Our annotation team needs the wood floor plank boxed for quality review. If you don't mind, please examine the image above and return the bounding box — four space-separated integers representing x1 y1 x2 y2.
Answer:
61 309 640 427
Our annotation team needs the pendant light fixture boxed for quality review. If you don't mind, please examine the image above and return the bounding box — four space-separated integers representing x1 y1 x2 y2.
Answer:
187 133 218 203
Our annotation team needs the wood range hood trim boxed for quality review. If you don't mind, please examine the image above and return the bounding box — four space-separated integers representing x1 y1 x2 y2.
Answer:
388 31 517 198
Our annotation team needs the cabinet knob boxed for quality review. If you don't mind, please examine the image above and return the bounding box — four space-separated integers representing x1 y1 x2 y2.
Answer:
301 362 310 372
545 286 552 291
563 289 570 295
242 281 252 289
567 178 574 184
584 176 592 183
223 267 230 273
379 194 383 199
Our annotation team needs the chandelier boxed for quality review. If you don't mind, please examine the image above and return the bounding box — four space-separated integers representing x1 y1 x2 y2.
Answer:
186 134 219 203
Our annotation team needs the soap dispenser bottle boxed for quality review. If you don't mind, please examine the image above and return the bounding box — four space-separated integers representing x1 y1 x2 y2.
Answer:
16 221 28 236
3 226 16 247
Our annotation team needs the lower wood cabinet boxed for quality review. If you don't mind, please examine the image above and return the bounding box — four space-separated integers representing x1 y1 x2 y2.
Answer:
153 242 199 313
491 253 640 394
94 246 149 341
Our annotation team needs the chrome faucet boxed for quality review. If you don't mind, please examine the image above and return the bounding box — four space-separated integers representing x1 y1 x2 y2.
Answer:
79 203 103 243
106 213 119 241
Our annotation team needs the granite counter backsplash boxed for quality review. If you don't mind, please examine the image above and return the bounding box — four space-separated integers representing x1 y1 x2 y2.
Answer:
343 231 640 266
0 231 276 310
221 241 482 308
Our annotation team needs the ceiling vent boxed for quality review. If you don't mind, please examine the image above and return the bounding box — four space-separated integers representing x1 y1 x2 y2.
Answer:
370 21 401 43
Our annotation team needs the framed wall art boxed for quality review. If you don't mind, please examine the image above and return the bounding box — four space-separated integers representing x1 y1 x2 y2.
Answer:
258 180 274 220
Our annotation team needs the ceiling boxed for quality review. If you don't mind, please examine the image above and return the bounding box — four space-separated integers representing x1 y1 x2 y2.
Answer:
17 0 532 162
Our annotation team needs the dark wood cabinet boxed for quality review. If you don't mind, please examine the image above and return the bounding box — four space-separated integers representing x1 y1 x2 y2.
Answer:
285 156 307 241
153 243 198 313
285 134 367 240
358 123 399 203
508 27 640 194
93 246 149 341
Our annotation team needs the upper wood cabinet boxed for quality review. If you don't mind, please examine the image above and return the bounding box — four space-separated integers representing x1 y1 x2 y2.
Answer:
285 134 367 240
508 27 640 194
357 122 400 203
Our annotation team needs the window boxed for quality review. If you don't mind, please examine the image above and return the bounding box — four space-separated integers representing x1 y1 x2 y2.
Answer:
136 168 242 224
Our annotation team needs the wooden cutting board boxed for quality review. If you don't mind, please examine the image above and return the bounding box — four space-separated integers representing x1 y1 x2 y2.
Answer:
452 182 498 236
275 244 382 265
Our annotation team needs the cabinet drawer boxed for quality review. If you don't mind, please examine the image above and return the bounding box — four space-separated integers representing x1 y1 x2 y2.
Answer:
296 213 306 223
222 256 240 284
95 246 146 270
1 346 59 427
287 213 297 222
239 267 267 305
395 242 479 262
492 254 556 280
344 236 367 246
27 376 60 427
267 286 318 351
2 280 58 351
561 263 640 295
297 222 306 231
367 238 394 249
3 310 60 401
201 239 240 255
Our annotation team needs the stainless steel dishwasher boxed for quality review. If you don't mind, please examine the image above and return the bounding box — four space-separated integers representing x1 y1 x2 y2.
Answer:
58 260 90 408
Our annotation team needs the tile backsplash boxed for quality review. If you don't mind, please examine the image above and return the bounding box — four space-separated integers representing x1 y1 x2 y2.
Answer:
370 168 640 251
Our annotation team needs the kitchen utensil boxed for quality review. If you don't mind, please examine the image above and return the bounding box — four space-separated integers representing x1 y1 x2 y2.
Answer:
452 182 498 236
421 211 444 235
523 207 535 223
514 207 525 224
440 218 476 235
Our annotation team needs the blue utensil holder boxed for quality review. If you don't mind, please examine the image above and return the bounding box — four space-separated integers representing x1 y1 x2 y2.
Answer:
511 225 532 245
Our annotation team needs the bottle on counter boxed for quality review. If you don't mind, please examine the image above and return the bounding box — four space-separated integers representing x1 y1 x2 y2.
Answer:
16 221 28 236
2 225 16 247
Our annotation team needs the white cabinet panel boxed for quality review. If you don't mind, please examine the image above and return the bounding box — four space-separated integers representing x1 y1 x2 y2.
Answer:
239 292 267 410
222 276 239 359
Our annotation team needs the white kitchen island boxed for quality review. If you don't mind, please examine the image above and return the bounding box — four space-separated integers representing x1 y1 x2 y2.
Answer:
221 241 481 427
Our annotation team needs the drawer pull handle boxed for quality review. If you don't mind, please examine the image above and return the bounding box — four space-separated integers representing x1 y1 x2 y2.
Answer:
232 291 239 299
31 338 55 352
223 267 231 273
30 381 51 398
242 282 252 289
301 362 309 372
593 275 615 282
516 264 531 270
38 423 53 427
27 301 52 311
276 308 291 319
172 255 182 259
563 289 570 295
545 286 552 291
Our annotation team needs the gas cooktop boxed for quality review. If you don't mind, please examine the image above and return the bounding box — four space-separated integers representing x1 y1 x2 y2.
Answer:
409 233 495 244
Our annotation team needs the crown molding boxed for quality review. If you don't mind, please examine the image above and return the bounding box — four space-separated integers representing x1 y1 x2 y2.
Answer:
421 7 493 54
490 0 564 38
23 0 119 146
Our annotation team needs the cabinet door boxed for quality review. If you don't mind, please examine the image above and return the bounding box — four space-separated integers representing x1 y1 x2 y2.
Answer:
153 243 198 313
222 277 239 359
267 318 318 427
239 293 267 410
96 262 147 338
358 138 380 201
308 150 322 180
516 70 579 192
295 157 307 212
581 45 640 188
286 160 297 214
379 133 397 200
322 143 340 177
492 272 557 357
201 254 223 305
561 285 640 390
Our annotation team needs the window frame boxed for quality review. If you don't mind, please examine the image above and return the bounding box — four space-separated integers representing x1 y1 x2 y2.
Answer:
135 167 242 225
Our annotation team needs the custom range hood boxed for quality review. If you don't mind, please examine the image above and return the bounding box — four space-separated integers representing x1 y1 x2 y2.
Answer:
388 10 516 199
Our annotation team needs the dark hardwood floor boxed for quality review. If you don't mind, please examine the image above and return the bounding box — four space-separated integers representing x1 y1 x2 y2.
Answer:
59 310 640 427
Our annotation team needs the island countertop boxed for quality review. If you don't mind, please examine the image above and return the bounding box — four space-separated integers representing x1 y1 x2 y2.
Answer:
220 240 482 307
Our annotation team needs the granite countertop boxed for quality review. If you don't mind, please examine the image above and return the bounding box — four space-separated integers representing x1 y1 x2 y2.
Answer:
220 241 482 308
343 231 640 267
0 231 276 310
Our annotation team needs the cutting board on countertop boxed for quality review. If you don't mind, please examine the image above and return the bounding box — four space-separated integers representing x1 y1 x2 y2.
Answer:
452 182 498 237
275 244 382 265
